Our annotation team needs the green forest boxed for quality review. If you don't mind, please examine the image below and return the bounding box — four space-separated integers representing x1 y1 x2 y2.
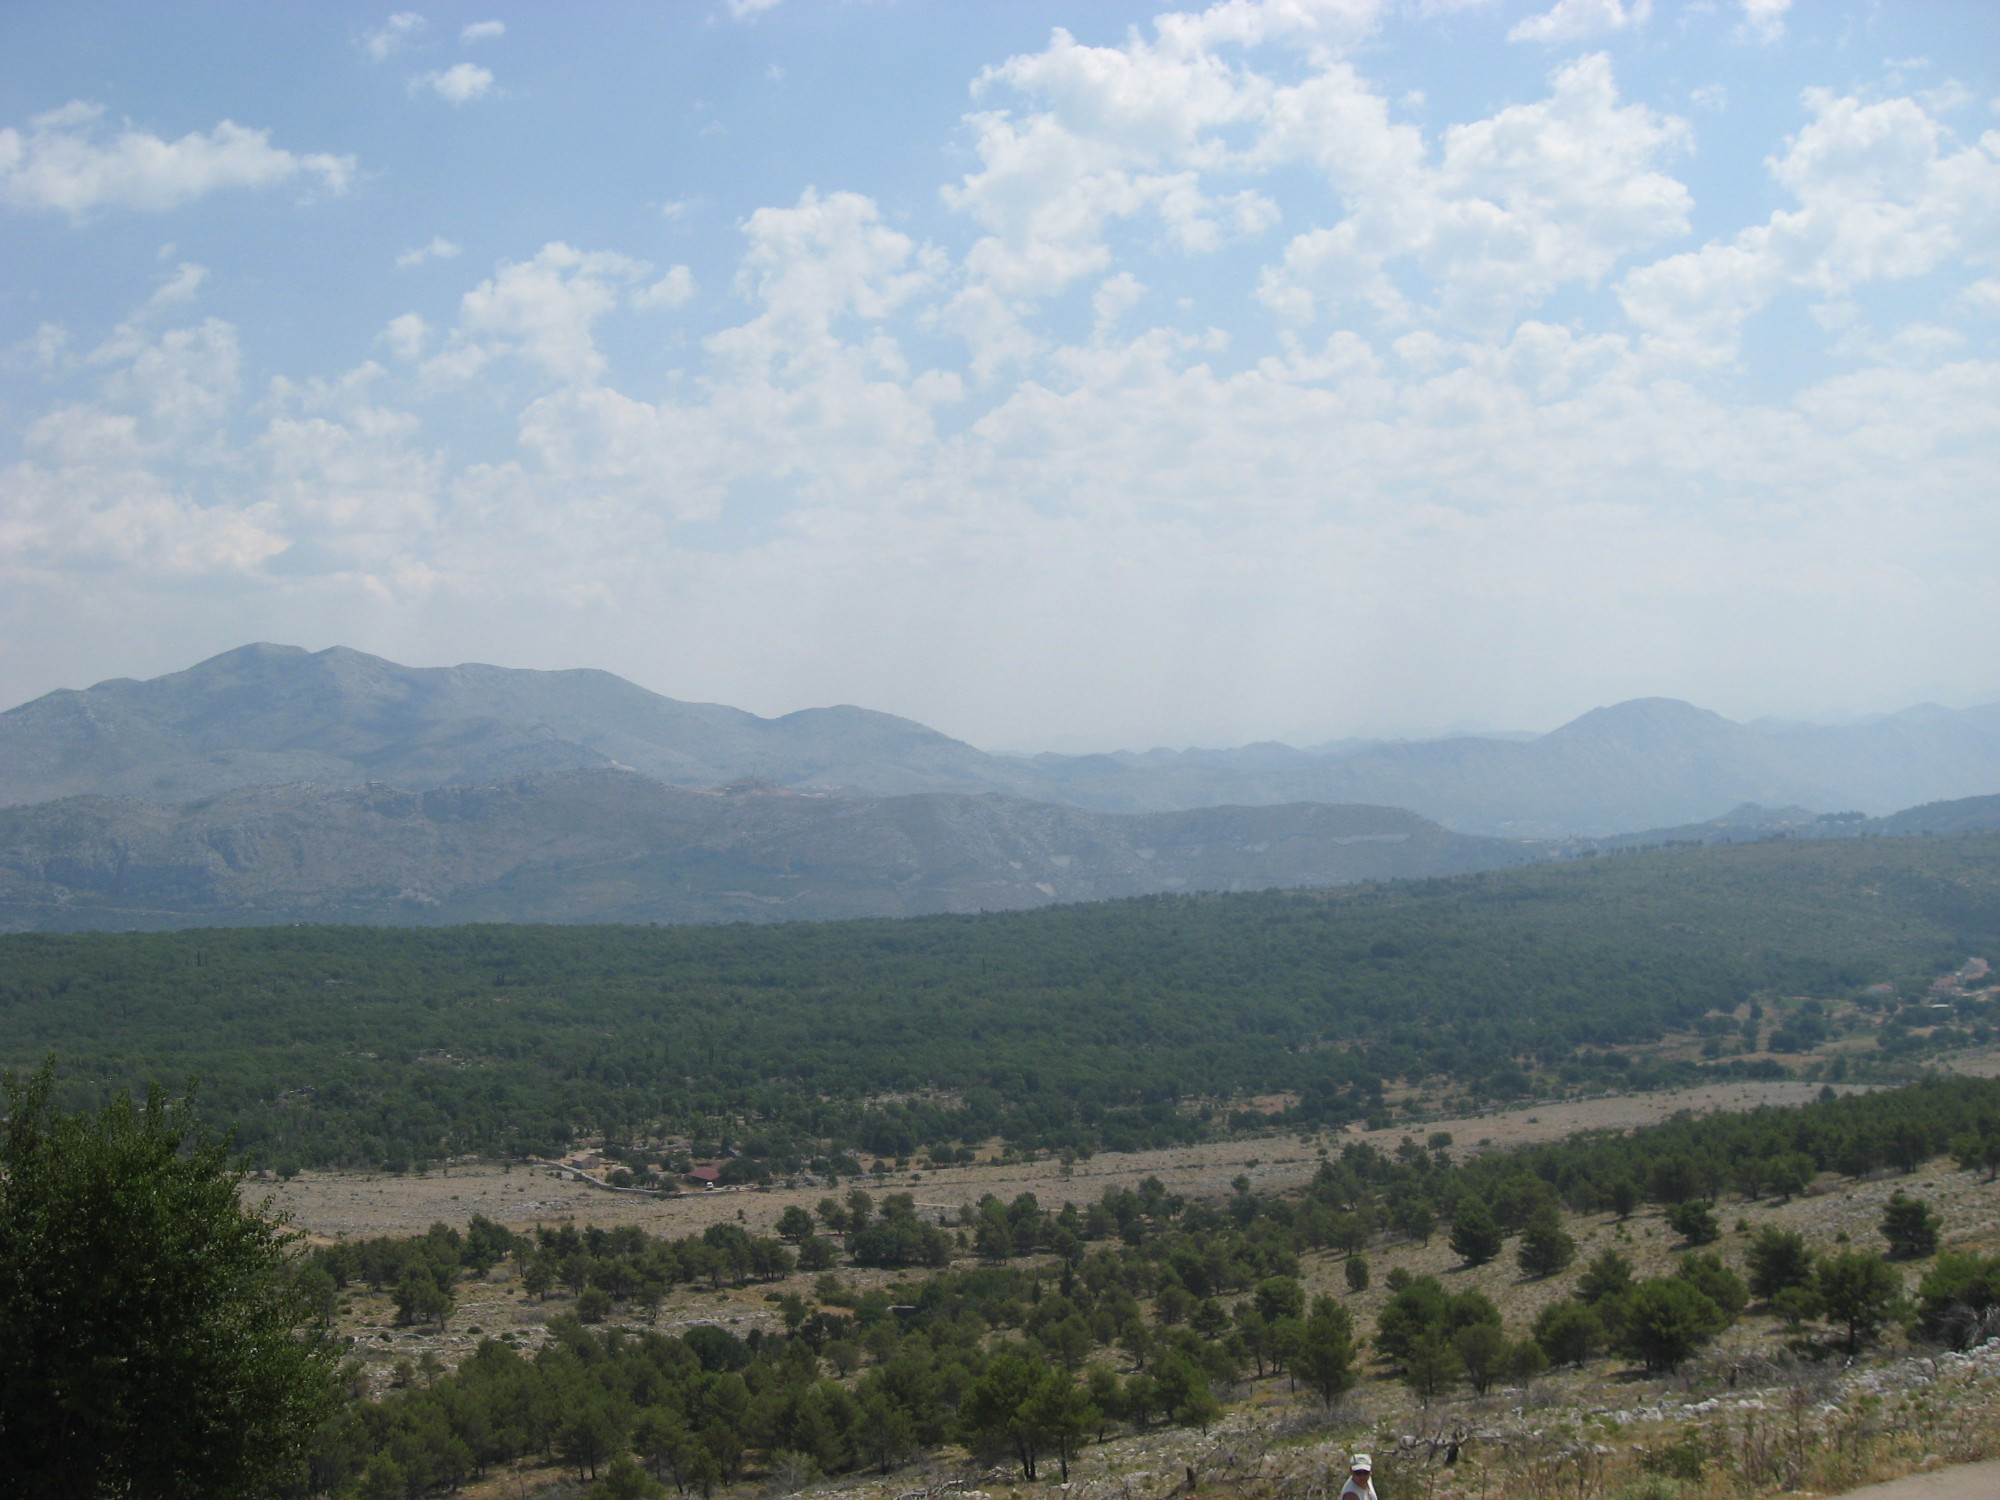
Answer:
2 833 1996 1170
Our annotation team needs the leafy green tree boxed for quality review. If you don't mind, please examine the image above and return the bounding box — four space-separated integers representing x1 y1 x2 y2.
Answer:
1675 1253 1747 1323
1816 1252 1900 1355
394 1264 453 1330
775 1206 816 1244
1770 1284 1821 1331
1452 1321 1509 1395
1449 1199 1502 1267
1516 1207 1576 1278
1616 1278 1726 1372
1950 1131 2000 1182
1767 1152 1815 1201
1533 1298 1603 1369
1664 1200 1720 1247
1914 1252 2000 1349
1880 1191 1941 1259
591 1452 667 1500
1508 1335 1551 1384
1026 1374 1098 1481
961 1346 1054 1479
0 1063 340 1500
1748 1228 1816 1300
1153 1350 1220 1430
1577 1249 1632 1305
1402 1331 1462 1400
1294 1297 1356 1407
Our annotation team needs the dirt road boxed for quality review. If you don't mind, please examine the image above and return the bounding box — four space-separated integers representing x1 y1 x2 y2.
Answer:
263 1074 1877 1241
1822 1457 2000 1499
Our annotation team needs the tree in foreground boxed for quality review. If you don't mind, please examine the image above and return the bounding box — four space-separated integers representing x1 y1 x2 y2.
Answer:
1816 1251 1900 1355
0 1062 340 1499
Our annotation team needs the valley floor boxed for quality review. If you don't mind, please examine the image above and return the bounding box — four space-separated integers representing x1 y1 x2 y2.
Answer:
290 1058 2000 1499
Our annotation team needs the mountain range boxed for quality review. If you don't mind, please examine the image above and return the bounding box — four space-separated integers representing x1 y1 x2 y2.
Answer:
6 644 1997 834
0 643 1994 930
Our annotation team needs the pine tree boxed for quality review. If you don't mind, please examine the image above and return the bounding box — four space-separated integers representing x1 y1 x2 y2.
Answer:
0 1062 340 1500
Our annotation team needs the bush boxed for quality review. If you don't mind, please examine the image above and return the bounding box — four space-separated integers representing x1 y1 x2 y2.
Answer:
1664 1200 1720 1247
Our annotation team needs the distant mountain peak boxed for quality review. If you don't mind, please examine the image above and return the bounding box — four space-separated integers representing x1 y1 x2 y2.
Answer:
1545 697 1733 739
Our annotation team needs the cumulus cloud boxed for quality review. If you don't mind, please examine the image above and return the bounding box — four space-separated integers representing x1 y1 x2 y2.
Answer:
395 235 461 268
1738 0 1790 45
147 261 208 308
431 243 653 385
379 313 430 363
0 102 354 216
363 12 426 62
461 20 505 44
1619 88 2000 361
1258 54 1691 330
633 266 696 310
1508 0 1649 45
414 64 495 104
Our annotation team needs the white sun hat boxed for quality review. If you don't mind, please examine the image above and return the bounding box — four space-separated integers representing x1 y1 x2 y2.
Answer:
1349 1454 1373 1472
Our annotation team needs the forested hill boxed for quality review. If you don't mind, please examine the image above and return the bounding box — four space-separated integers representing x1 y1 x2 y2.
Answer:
1 832 1996 1171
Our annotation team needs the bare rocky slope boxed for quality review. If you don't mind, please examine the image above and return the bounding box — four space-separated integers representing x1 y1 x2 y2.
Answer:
0 770 1534 930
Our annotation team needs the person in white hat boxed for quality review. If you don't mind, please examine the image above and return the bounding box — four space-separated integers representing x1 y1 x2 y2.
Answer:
1339 1454 1377 1499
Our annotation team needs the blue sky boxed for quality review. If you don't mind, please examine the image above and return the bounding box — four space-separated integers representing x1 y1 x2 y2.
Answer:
1 1 1995 750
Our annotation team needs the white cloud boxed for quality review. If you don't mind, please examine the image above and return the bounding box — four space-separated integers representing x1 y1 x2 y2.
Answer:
1509 0 1649 45
414 64 495 105
147 261 208 308
461 20 505 44
363 12 427 62
379 313 430 363
633 266 696 310
0 102 354 216
395 235 461 268
431 243 652 385
6 5 1996 744
726 0 782 18
1618 88 2000 361
1738 0 1790 45
1258 54 1691 330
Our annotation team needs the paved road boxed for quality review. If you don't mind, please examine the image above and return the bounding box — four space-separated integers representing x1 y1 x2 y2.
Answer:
1824 1457 2000 1499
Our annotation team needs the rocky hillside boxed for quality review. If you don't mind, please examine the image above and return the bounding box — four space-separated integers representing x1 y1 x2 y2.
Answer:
0 770 1532 930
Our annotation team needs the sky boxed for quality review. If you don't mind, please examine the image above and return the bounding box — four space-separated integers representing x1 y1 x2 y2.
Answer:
1 0 1996 752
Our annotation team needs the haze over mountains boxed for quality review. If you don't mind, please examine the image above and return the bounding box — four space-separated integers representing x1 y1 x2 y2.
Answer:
0 644 1994 930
